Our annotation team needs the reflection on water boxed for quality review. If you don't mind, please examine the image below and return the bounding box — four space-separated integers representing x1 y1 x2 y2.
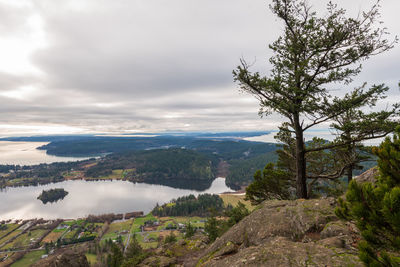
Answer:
0 141 90 166
0 178 233 220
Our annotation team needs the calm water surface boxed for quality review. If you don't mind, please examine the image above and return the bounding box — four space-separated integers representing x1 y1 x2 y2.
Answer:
0 178 233 220
0 141 90 165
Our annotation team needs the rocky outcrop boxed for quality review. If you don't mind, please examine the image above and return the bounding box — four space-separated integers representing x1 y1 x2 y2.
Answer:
32 250 89 267
196 197 362 267
353 167 378 184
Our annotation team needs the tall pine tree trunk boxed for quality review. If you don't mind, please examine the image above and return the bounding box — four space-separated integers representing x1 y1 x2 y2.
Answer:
294 115 308 199
347 165 353 183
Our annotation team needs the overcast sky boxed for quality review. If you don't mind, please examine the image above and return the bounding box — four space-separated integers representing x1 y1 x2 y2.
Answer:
0 0 399 136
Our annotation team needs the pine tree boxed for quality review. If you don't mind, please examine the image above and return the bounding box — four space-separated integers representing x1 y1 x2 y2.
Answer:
233 0 397 198
124 234 142 259
185 221 195 238
336 127 400 266
245 163 292 205
205 212 219 242
225 201 250 226
109 242 123 267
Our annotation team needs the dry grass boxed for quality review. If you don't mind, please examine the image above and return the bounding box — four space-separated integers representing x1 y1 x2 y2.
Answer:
219 194 254 211
41 231 63 243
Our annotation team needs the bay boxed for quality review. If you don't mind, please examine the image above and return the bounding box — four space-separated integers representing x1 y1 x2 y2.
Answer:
0 178 233 220
0 141 91 166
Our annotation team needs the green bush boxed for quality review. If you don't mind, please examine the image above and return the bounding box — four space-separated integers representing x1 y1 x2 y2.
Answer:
336 127 400 266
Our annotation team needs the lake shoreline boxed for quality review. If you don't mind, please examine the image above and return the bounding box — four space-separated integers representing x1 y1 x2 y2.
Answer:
0 178 233 220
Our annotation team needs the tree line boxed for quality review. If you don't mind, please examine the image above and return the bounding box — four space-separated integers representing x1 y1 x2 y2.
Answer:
151 194 225 217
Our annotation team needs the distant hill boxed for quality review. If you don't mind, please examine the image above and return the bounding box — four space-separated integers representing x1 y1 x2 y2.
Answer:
33 136 277 161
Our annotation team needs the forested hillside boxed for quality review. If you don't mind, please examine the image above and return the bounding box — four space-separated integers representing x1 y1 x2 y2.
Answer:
85 148 216 181
226 152 278 189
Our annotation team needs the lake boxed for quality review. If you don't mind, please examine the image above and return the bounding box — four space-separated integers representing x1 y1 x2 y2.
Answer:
0 141 90 165
0 178 234 220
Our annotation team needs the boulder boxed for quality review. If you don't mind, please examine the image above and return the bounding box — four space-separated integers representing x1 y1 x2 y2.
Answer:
320 221 351 238
203 198 337 257
139 255 176 267
196 197 361 267
202 236 362 267
353 167 378 184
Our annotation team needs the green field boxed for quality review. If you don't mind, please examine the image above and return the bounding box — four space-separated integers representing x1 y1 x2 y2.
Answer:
101 219 133 243
155 216 205 231
63 219 85 227
0 228 24 248
64 229 78 240
86 169 134 180
2 229 47 249
0 224 20 239
130 214 156 233
135 232 158 249
10 250 45 267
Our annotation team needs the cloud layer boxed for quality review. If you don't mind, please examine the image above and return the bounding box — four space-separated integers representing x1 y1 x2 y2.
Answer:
0 0 398 136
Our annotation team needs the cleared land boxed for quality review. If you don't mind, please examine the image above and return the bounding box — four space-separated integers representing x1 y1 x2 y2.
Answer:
101 219 133 244
0 224 20 240
10 250 45 267
2 229 47 249
85 169 134 180
41 231 63 244
219 194 253 210
0 228 24 248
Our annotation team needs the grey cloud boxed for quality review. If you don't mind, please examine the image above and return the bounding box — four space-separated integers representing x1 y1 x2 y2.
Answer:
31 0 272 98
0 0 398 135
0 72 37 91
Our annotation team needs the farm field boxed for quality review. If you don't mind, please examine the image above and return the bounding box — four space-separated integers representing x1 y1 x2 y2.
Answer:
1 214 209 266
41 231 63 244
10 250 45 267
101 219 133 244
0 224 20 240
0 228 24 248
130 214 156 233
2 229 47 250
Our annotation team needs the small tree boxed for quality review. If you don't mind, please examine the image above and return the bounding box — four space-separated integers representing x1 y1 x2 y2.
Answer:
336 127 400 266
245 163 292 205
225 201 250 226
234 0 397 198
204 213 219 242
185 221 196 238
331 88 400 183
124 234 142 258
164 232 177 244
123 235 147 267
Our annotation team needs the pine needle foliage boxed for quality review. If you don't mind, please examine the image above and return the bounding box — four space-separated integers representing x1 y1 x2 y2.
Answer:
336 127 400 266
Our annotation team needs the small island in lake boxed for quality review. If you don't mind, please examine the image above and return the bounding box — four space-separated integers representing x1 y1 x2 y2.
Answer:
37 188 69 204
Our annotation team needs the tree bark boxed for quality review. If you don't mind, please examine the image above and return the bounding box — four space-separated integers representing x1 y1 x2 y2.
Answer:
347 165 353 183
294 115 308 199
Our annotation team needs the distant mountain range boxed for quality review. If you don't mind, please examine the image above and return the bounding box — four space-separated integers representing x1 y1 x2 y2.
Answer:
0 131 270 142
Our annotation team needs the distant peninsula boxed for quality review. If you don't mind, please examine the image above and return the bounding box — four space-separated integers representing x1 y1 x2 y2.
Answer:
37 188 69 204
